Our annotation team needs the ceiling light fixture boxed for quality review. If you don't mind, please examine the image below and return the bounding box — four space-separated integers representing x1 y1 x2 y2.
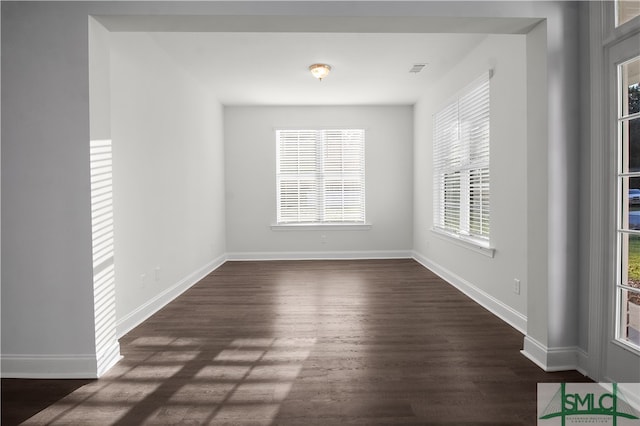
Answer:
309 63 332 81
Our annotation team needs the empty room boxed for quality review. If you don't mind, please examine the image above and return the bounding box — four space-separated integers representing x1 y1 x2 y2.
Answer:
2 1 640 424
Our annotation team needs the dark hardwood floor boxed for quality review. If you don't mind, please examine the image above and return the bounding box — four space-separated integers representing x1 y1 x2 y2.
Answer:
2 259 590 425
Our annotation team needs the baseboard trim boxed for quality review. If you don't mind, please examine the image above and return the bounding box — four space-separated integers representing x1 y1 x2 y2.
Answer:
521 335 583 372
575 347 589 376
226 250 413 261
116 253 227 338
1 354 99 379
411 251 527 334
521 335 549 370
96 340 122 378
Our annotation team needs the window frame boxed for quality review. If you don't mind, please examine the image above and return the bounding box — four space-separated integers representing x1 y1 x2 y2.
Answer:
615 54 640 353
274 128 367 227
432 71 493 253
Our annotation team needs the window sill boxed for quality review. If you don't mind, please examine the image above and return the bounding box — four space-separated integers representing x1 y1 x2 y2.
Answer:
271 223 372 231
431 228 495 258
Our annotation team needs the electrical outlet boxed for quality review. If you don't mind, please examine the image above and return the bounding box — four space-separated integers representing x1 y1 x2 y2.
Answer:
513 279 521 295
140 273 147 285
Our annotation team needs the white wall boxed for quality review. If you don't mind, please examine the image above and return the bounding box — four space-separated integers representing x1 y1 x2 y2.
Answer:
89 17 121 376
90 18 112 143
413 35 528 329
1 2 98 377
524 21 551 357
577 2 591 359
224 106 413 257
110 33 227 334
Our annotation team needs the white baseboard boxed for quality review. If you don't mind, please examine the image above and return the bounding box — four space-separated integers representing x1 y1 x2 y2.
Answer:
3 254 596 378
521 335 549 370
116 253 227 338
521 335 584 372
412 251 586 373
1 255 226 379
226 250 413 261
546 345 582 372
575 347 589 376
412 251 527 334
96 340 122 378
1 354 99 379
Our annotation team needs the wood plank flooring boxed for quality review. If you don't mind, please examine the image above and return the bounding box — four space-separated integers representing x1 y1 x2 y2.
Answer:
2 259 590 425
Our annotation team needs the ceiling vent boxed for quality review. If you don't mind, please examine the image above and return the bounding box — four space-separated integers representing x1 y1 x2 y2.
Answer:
409 63 427 74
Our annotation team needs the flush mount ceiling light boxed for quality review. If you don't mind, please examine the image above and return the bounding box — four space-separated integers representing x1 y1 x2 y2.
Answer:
309 63 332 81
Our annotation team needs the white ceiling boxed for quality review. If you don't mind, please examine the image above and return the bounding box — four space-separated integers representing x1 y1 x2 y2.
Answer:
102 14 538 106
145 31 488 105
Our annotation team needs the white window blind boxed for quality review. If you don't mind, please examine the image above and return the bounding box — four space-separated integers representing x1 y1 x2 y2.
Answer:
433 71 491 242
277 129 365 224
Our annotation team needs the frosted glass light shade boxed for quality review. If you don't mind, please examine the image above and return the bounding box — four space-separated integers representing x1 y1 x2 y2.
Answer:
309 64 331 80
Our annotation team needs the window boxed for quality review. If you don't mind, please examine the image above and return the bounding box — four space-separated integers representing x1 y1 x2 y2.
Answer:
433 71 491 245
617 55 640 350
276 129 365 225
616 0 640 27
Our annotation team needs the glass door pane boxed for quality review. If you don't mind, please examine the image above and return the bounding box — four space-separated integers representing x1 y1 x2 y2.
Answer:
619 287 640 347
617 55 640 351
